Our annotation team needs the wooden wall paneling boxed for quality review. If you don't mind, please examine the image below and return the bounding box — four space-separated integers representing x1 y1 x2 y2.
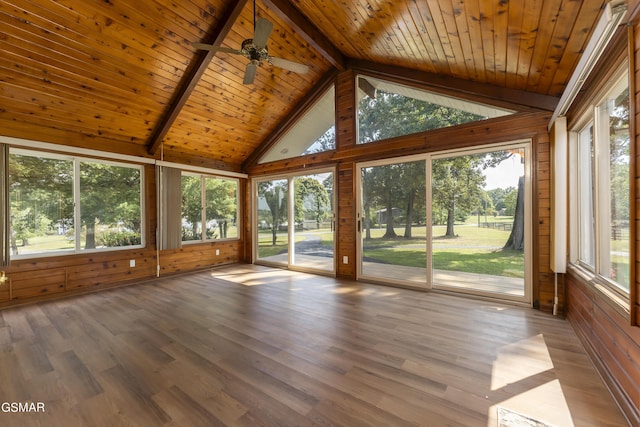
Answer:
567 273 640 425
335 69 356 279
159 241 242 275
9 268 66 300
336 162 356 279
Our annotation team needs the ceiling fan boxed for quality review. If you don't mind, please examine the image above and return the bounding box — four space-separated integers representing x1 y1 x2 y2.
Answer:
192 1 310 85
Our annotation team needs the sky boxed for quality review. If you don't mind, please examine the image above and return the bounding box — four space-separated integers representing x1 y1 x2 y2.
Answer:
482 153 524 190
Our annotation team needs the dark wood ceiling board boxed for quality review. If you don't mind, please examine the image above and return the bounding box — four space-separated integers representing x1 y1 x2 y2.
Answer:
435 0 472 79
147 0 249 155
3 106 149 144
380 1 431 69
533 0 587 96
476 0 496 84
3 0 198 72
0 11 178 103
403 0 448 74
418 1 462 78
490 0 510 86
0 57 165 121
512 0 544 91
545 1 605 97
504 0 526 89
0 73 159 139
287 0 375 59
446 0 480 81
161 130 257 160
457 0 486 82
165 134 258 159
263 0 345 70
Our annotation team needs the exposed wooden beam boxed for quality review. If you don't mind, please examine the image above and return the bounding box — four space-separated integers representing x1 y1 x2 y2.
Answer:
358 77 377 99
263 0 345 71
348 59 560 112
242 68 339 170
147 0 249 155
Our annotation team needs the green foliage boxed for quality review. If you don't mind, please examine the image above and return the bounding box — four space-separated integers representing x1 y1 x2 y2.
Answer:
258 180 288 245
98 230 141 247
294 176 331 227
358 90 485 144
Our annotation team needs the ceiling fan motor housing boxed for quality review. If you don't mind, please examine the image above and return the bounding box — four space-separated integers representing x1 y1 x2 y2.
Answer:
241 39 269 62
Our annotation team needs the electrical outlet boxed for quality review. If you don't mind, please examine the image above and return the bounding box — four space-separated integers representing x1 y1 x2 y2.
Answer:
129 259 135 268
343 256 348 264
215 249 220 256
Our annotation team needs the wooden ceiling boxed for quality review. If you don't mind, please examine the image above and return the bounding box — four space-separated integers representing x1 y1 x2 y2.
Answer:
0 0 611 170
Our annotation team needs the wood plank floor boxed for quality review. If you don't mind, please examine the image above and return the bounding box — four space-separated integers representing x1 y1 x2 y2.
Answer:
0 264 628 426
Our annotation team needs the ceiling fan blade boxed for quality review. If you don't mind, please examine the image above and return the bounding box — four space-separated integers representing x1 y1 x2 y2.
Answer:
192 43 242 55
270 57 310 74
253 17 274 48
243 62 258 85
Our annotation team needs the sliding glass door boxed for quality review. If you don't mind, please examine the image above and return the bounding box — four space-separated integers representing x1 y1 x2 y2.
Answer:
255 169 335 274
357 142 531 304
256 178 289 265
430 145 529 302
359 158 428 286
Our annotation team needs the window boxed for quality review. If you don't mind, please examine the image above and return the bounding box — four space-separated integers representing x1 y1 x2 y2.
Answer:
181 173 239 243
9 150 143 256
259 86 335 163
356 76 513 144
577 124 595 268
572 70 630 296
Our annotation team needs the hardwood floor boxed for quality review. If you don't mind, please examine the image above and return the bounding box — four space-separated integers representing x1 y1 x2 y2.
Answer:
0 264 628 426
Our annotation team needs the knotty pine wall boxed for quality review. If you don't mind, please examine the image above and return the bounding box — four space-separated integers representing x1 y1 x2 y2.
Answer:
0 164 245 308
565 16 640 425
248 69 556 313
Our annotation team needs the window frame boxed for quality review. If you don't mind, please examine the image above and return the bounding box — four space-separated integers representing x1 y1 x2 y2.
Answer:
568 65 631 310
180 172 241 244
9 148 146 258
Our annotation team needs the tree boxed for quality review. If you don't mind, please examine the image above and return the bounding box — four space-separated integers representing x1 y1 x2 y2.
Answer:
9 155 74 251
400 161 426 238
432 155 485 237
294 177 330 228
205 178 238 239
80 163 141 249
259 181 288 245
504 176 525 251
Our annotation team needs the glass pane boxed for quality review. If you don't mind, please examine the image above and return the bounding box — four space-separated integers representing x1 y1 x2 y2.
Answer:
357 76 512 144
256 179 288 264
432 149 526 298
292 172 334 271
181 175 202 242
80 162 141 249
9 153 74 255
204 177 238 240
600 84 630 291
360 160 427 285
259 86 335 163
578 124 595 267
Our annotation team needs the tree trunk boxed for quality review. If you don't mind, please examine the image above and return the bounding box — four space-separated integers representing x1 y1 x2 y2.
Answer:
364 204 372 240
404 191 415 238
383 190 397 239
85 221 96 249
504 176 525 251
445 207 455 237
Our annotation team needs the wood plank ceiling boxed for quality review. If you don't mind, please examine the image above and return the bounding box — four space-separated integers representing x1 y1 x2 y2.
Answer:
0 0 609 170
